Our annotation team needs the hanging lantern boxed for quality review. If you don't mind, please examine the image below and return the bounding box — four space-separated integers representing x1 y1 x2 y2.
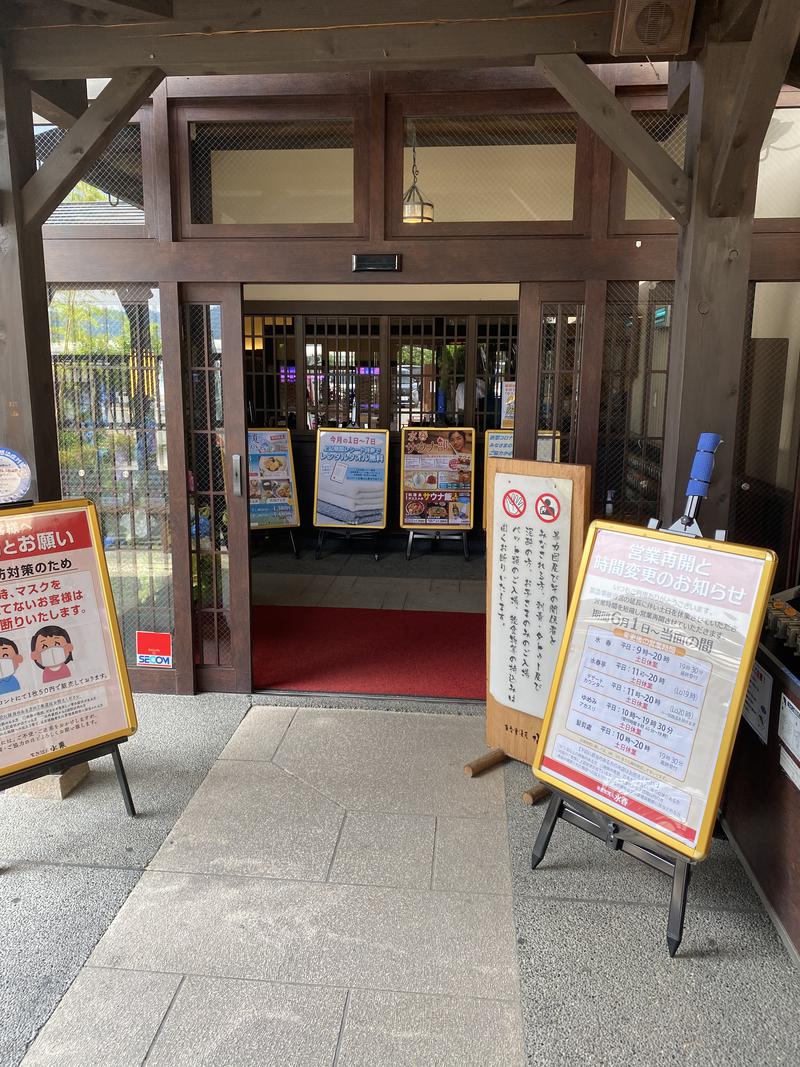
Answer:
402 125 434 224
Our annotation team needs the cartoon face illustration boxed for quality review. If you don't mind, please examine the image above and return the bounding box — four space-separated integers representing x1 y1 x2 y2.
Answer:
0 639 24 692
30 626 74 680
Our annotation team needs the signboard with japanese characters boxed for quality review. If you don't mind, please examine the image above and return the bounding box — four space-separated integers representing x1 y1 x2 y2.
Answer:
0 499 137 780
313 429 389 529
248 429 300 530
485 458 591 764
400 428 475 530
533 521 776 860
483 431 514 529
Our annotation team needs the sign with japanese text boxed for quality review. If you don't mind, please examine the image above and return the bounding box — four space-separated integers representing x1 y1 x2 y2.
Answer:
490 474 572 718
0 499 137 779
483 431 514 529
501 382 516 428
313 429 389 529
400 428 475 530
742 661 772 745
248 429 300 530
0 448 32 504
533 521 776 860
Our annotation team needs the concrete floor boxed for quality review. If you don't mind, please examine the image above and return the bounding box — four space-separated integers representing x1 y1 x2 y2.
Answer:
5 697 800 1066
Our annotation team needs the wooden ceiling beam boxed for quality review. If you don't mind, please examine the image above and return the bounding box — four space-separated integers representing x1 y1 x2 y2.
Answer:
711 0 800 217
536 53 691 225
22 67 163 229
66 1 174 17
667 61 692 115
6 2 615 78
31 79 87 127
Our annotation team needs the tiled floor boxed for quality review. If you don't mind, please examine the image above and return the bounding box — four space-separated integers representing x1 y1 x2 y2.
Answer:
22 707 523 1067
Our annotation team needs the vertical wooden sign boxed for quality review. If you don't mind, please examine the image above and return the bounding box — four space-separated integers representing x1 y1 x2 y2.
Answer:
485 458 591 763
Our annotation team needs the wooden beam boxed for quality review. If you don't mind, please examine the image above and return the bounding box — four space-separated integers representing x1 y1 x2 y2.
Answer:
536 53 692 225
22 67 163 230
514 282 543 461
31 79 87 127
711 0 800 217
7 2 616 79
66 1 174 17
667 61 691 115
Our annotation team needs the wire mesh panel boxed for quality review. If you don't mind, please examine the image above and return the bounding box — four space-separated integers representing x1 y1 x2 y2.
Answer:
189 119 355 225
183 304 231 668
403 112 577 222
625 111 686 220
594 281 673 521
48 285 171 664
537 303 584 462
304 316 381 429
475 314 518 432
244 315 298 427
35 124 145 226
730 283 800 588
390 316 468 430
755 108 800 219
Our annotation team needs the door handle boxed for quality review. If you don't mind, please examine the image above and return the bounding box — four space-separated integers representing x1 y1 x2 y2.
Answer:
232 454 243 497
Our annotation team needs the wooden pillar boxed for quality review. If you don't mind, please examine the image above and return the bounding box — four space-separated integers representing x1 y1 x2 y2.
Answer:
575 279 607 469
513 281 542 460
660 44 754 533
0 54 60 502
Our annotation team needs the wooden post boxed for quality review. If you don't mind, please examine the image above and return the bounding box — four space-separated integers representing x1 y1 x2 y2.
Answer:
513 282 542 460
0 54 61 502
660 44 756 535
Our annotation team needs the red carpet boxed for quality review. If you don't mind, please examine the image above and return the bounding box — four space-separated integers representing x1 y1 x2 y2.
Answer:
251 604 486 698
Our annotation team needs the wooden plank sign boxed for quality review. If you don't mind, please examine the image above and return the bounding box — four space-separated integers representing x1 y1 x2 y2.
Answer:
313 429 389 529
248 429 300 530
0 499 137 780
533 521 776 860
485 458 591 763
400 427 475 531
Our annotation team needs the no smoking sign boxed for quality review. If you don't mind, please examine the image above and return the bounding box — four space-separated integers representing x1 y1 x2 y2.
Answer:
502 488 527 518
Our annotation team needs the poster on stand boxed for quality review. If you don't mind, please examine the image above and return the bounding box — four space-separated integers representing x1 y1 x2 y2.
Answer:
0 499 137 780
501 382 516 428
248 429 300 529
533 521 776 860
400 427 475 530
313 429 389 529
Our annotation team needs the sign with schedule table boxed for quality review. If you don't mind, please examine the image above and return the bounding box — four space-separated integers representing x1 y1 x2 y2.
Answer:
533 521 776 860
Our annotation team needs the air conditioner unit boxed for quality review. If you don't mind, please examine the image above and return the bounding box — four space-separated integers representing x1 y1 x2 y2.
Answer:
610 0 697 57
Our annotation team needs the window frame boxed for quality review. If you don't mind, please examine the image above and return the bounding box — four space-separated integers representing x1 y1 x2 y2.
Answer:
173 97 369 239
386 89 590 238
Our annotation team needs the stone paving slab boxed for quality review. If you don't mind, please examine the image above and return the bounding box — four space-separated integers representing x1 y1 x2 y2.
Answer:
328 812 435 889
275 708 505 816
337 989 524 1067
433 815 512 895
88 871 519 1000
19 967 180 1067
218 705 297 762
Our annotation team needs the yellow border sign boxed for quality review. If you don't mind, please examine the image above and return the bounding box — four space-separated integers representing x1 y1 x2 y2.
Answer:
248 428 300 530
0 498 137 780
533 520 776 860
313 428 389 530
400 427 475 531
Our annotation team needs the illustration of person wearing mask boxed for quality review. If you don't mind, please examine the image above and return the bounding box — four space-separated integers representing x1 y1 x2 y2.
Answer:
30 625 74 684
0 638 24 695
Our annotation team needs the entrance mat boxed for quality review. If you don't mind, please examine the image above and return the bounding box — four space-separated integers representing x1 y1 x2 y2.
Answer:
251 604 486 699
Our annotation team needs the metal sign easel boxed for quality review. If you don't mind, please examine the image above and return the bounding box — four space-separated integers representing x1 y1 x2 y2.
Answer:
529 433 725 956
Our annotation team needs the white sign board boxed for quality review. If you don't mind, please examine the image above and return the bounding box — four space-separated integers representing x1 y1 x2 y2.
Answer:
779 746 800 793
742 661 773 745
778 692 800 764
489 473 572 715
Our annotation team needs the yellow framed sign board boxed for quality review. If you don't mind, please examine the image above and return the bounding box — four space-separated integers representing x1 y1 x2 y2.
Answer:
400 427 475 531
248 429 300 530
485 458 591 764
533 521 776 860
0 499 137 780
313 429 389 529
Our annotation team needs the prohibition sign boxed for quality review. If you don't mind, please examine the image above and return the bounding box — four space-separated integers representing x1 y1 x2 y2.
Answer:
535 492 560 523
502 488 527 518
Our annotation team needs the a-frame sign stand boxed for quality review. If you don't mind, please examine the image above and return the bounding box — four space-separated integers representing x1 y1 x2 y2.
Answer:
529 434 725 957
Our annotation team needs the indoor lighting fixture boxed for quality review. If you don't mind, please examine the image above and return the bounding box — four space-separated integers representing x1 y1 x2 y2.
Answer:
402 125 434 224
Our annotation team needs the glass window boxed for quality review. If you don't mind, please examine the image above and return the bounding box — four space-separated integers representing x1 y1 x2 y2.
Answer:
390 316 467 430
624 111 686 221
755 108 800 219
189 118 355 225
538 303 584 463
403 113 577 223
48 285 172 665
36 124 145 226
304 317 381 429
595 281 674 521
244 315 298 428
